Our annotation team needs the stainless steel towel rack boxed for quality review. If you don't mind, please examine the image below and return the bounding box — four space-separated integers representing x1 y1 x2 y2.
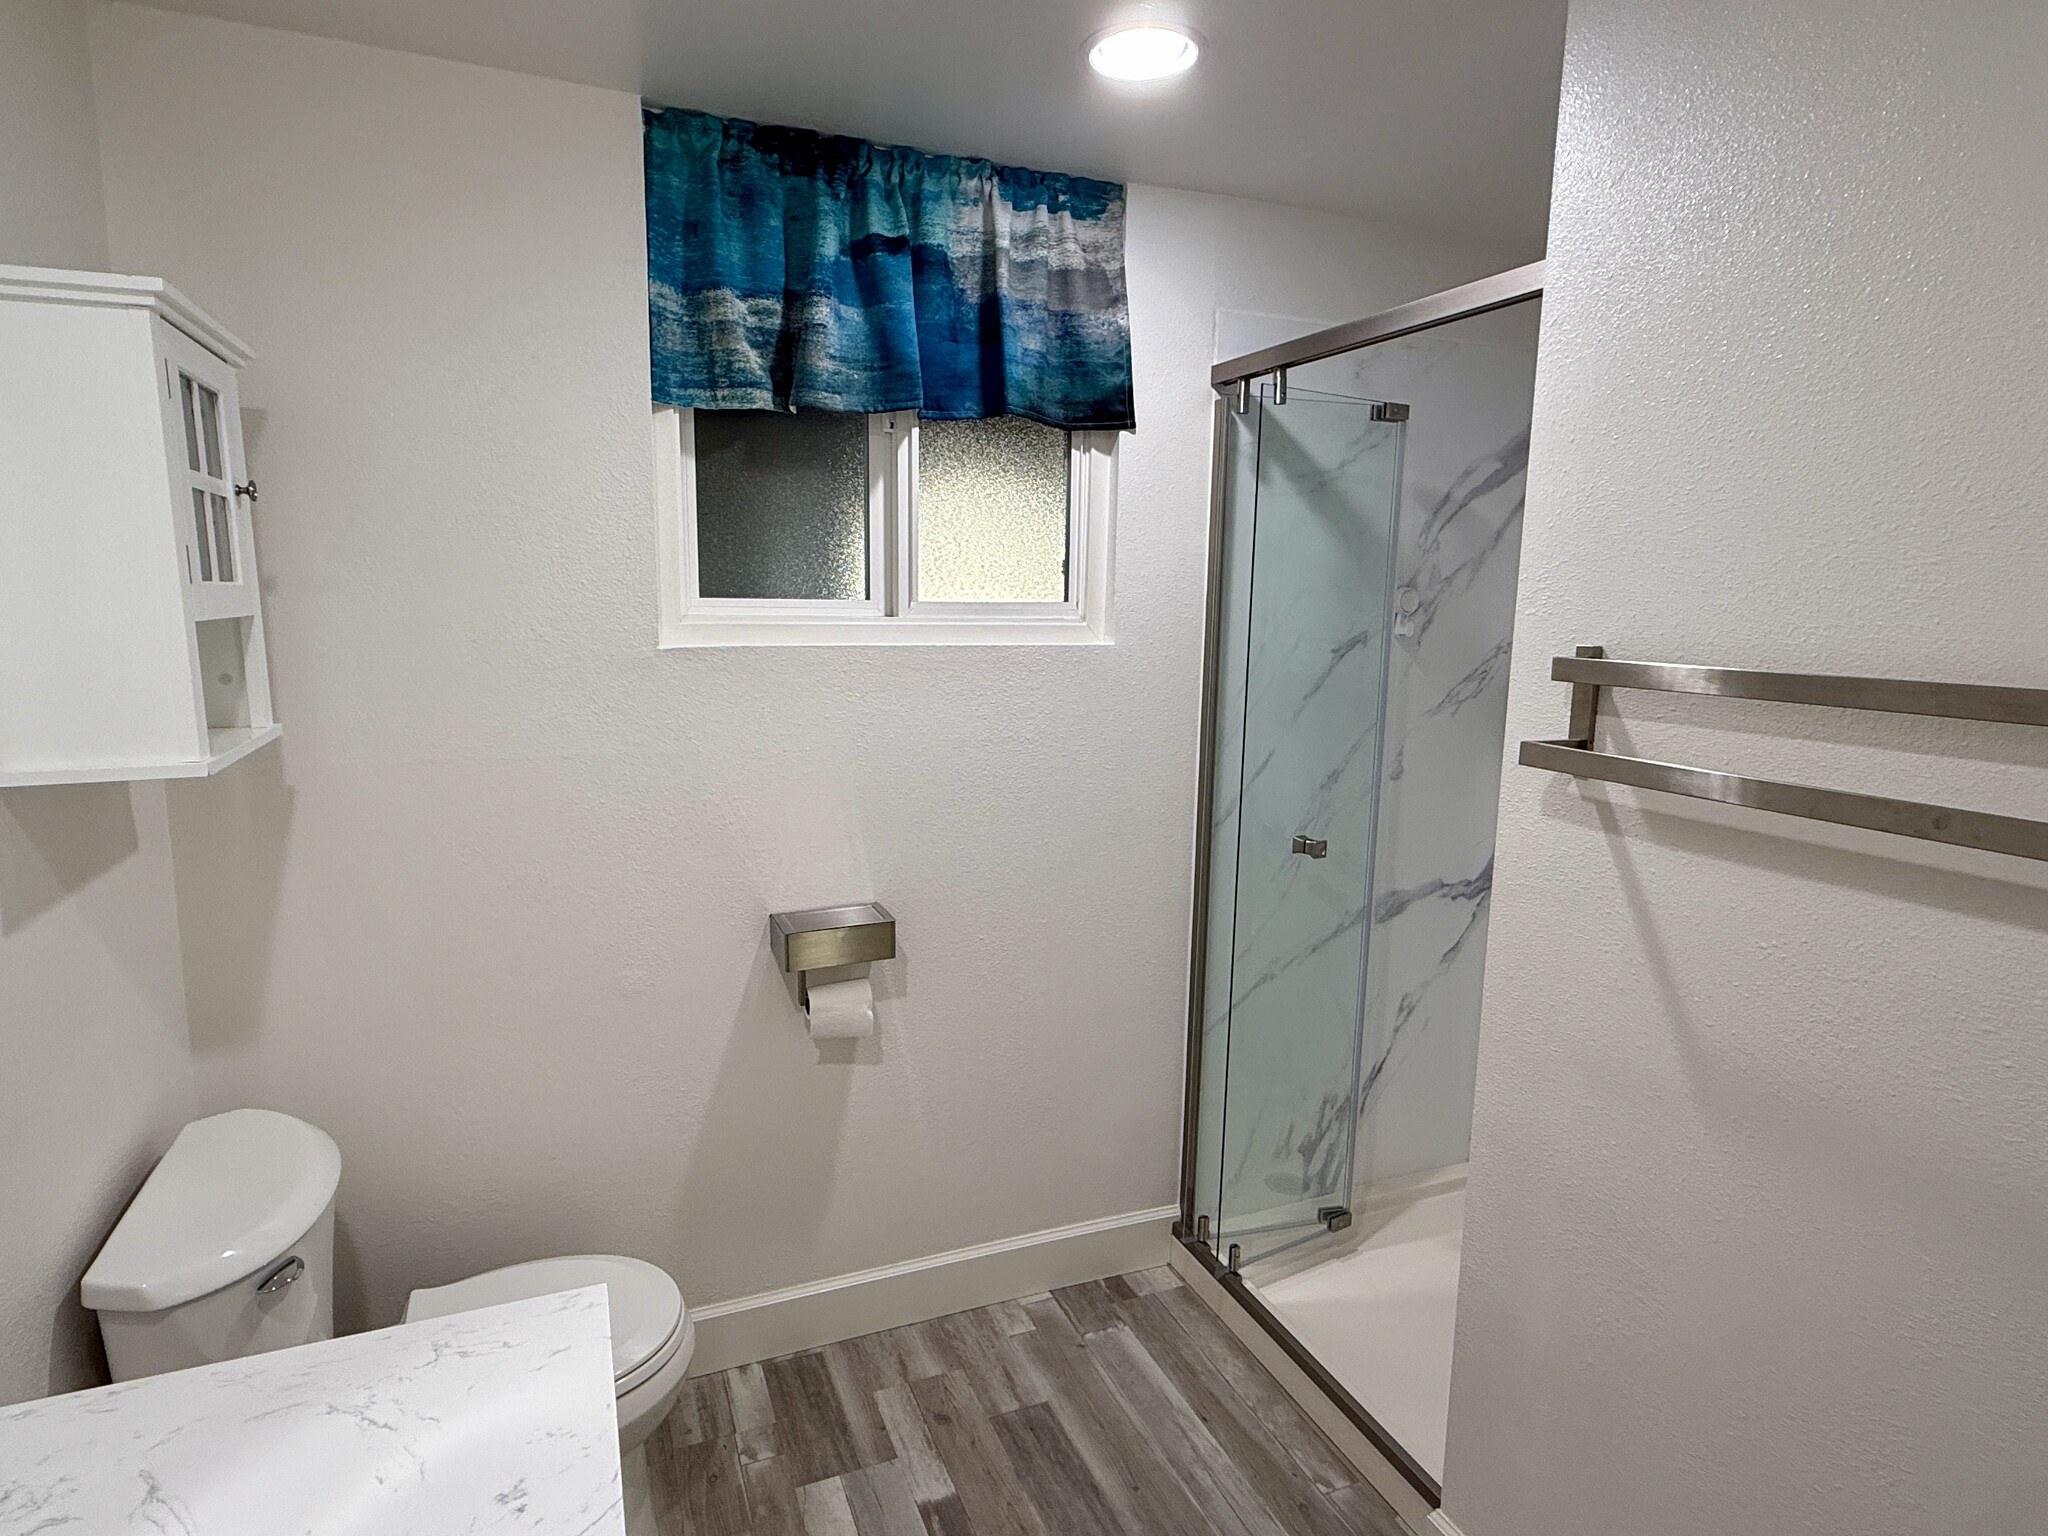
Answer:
1519 646 2048 862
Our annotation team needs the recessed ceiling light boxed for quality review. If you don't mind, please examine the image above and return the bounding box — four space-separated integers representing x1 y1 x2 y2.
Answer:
1087 22 1201 82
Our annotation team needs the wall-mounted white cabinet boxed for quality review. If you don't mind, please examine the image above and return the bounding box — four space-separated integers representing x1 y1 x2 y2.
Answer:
0 266 280 787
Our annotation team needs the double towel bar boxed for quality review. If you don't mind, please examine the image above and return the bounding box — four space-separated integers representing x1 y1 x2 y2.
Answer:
1520 647 2048 863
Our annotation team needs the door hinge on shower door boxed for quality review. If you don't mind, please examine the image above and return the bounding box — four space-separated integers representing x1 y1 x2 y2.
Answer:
1318 1205 1353 1233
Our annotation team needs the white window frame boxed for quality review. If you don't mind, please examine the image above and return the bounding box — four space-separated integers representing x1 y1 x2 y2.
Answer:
655 406 1116 647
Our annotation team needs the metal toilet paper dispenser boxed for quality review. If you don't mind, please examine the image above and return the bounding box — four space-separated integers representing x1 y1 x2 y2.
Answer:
769 903 895 1007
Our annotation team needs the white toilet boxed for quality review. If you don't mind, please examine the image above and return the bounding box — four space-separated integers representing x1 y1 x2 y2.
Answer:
403 1254 694 1453
82 1108 693 1472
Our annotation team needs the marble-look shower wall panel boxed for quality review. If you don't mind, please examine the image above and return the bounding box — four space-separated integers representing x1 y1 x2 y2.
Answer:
1218 303 1540 1195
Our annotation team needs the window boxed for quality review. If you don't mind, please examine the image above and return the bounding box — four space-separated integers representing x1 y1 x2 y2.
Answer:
656 407 1116 646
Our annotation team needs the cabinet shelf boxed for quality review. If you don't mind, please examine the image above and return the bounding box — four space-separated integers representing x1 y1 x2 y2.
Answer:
0 726 282 788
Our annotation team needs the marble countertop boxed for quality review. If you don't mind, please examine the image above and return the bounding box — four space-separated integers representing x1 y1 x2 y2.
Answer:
0 1286 624 1535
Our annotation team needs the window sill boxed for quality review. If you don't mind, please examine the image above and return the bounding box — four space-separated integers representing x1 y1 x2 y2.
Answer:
657 615 1112 649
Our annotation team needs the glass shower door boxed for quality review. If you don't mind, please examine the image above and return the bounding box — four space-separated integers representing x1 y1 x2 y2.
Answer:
1196 384 1404 1268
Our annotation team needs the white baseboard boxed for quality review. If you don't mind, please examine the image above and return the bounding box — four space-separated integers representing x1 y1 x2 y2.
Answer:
687 1205 1179 1375
1166 1239 1440 1533
1427 1512 1469 1536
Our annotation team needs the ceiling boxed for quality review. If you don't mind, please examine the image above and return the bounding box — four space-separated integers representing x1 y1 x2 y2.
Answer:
127 0 1566 250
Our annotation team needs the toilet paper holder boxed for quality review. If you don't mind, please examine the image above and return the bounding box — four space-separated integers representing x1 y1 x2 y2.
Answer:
770 903 895 1004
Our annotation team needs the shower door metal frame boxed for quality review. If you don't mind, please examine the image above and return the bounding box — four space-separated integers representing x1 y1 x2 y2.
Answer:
1176 261 1545 1510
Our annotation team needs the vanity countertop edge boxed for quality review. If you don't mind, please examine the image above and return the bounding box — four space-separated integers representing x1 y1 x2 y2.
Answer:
0 1284 624 1534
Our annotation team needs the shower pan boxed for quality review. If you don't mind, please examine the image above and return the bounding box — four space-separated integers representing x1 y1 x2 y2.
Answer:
1177 264 1545 1513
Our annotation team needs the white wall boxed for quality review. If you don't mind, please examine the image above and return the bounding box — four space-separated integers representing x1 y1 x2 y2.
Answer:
86 2 1512 1334
0 0 109 269
0 0 198 1407
1448 1 2048 1531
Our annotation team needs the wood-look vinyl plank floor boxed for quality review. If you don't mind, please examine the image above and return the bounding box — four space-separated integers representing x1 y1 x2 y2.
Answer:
1155 1286 1367 1497
991 1399 1126 1536
643 1265 1420 1536
1016 1294 1222 1536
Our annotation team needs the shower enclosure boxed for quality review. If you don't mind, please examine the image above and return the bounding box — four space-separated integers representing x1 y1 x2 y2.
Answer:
1178 266 1544 1512
1189 380 1405 1266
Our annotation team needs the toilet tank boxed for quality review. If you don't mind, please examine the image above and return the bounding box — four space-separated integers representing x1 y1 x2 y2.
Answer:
81 1109 342 1382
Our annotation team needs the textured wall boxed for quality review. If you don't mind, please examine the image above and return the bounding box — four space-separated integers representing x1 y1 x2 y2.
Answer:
1448 1 2048 1531
0 0 109 268
0 0 198 1408
87 2 1514 1332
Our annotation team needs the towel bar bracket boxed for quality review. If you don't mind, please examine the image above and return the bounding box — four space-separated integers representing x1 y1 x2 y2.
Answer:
1565 643 1605 746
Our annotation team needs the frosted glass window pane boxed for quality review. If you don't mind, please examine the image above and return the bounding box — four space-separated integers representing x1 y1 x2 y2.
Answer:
694 410 868 600
915 417 1069 603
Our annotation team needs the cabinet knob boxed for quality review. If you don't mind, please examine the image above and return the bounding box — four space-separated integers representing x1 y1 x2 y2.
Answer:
234 480 259 502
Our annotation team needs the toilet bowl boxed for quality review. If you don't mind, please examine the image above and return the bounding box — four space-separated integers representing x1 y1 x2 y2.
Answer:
403 1254 693 1452
407 1255 694 1536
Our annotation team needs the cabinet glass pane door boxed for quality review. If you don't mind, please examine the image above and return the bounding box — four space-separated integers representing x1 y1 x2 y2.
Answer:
211 494 234 581
191 490 214 581
179 371 236 585
181 376 203 472
1198 385 1403 1267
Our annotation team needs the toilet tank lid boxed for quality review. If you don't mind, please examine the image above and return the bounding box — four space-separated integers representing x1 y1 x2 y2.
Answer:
82 1109 341 1313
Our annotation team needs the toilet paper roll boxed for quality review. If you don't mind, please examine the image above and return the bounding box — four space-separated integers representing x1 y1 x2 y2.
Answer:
804 975 875 1040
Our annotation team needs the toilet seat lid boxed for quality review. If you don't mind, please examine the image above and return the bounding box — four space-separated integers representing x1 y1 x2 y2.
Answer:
405 1255 684 1387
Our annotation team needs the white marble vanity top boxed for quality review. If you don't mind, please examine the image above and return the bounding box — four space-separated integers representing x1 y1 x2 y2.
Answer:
0 1286 624 1535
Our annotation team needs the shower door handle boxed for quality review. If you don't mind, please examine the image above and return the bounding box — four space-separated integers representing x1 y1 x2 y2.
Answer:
1292 835 1328 858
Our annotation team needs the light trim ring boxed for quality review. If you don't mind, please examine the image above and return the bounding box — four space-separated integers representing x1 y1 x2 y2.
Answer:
1087 22 1202 82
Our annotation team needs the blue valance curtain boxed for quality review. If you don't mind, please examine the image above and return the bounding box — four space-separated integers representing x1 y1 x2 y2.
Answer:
644 106 1136 432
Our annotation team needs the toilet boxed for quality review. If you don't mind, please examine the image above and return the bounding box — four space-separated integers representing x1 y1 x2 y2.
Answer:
82 1108 692 1468
403 1254 693 1453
